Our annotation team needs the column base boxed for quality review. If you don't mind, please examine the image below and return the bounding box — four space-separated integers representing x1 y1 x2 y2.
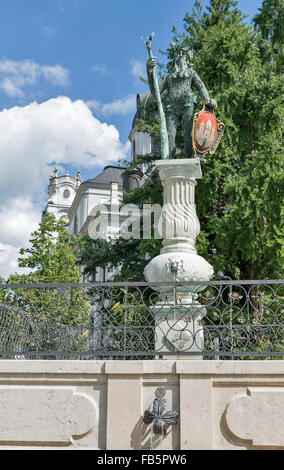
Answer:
152 297 207 360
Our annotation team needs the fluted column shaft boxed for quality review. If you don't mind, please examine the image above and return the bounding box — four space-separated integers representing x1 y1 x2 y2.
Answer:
160 174 200 254
144 158 213 288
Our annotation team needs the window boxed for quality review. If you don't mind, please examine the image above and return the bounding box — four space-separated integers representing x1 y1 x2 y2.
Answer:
74 214 78 234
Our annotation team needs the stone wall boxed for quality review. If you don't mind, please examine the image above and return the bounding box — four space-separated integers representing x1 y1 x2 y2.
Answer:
0 360 283 450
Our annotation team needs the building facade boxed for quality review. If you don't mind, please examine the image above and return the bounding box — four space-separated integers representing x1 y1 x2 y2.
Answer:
43 93 156 280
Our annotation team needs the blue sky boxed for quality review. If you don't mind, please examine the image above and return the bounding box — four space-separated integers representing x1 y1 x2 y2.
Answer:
0 0 261 154
0 0 262 277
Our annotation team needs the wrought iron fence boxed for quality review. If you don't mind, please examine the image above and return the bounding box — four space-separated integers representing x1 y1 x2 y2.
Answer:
0 280 283 360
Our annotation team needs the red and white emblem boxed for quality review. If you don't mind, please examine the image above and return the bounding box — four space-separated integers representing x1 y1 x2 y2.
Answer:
192 103 224 158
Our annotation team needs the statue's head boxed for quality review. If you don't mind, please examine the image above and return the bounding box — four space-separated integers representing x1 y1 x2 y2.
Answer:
166 39 194 74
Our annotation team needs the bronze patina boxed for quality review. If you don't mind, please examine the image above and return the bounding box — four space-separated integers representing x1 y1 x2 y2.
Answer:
144 34 217 159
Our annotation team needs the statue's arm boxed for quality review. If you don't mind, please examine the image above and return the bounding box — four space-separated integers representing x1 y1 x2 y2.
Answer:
147 59 167 98
192 71 217 107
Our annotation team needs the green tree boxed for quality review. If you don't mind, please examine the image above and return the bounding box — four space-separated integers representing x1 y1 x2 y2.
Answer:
16 212 82 283
2 213 89 328
72 159 163 282
74 0 284 283
253 0 284 73
182 0 284 280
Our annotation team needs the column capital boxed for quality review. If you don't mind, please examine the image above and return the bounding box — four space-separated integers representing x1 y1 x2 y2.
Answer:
155 158 202 182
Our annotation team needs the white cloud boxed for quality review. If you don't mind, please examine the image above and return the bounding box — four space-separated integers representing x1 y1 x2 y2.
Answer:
41 65 70 86
86 60 146 119
0 59 70 98
0 199 40 248
87 94 136 117
1 78 24 98
91 64 110 75
0 199 40 279
58 0 83 12
0 243 27 279
0 96 130 278
41 25 55 40
131 60 145 81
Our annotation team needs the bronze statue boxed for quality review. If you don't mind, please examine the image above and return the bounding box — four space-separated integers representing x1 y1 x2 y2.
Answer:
145 36 217 159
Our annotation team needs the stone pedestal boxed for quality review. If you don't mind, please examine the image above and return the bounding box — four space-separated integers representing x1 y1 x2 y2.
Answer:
144 158 214 358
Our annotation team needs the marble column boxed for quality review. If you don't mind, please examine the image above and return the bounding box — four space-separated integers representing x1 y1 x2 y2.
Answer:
144 158 214 358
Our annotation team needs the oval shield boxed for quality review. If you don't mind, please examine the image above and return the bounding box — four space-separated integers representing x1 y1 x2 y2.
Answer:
195 111 217 153
192 103 225 158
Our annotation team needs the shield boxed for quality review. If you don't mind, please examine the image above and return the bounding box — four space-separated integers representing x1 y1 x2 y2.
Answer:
192 102 225 158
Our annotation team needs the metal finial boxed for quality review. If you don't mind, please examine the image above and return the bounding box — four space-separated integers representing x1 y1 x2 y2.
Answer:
141 32 155 45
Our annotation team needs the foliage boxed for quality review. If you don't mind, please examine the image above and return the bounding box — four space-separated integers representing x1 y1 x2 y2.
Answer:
72 153 163 282
134 117 161 137
104 296 155 358
134 98 161 138
182 0 284 280
253 0 284 74
199 283 284 359
74 0 284 284
1 213 89 330
69 1 284 362
71 233 144 282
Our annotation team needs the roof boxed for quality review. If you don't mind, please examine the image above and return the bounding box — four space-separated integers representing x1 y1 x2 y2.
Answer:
87 165 126 185
129 92 157 140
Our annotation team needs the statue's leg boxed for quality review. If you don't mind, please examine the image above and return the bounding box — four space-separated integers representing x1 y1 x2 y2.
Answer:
182 105 195 158
165 112 179 159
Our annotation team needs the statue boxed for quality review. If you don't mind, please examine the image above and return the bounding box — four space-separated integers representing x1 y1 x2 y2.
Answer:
143 35 223 359
144 34 217 159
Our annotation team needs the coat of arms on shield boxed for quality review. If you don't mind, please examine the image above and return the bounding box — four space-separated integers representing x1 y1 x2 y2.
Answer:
192 102 225 158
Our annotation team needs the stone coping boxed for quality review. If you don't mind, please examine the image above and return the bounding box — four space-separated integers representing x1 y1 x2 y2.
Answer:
0 360 283 375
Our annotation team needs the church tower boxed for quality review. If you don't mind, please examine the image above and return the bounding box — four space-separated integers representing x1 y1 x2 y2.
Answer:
43 167 81 223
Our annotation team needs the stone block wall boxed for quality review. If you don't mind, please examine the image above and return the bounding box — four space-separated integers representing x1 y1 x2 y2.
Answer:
0 360 283 450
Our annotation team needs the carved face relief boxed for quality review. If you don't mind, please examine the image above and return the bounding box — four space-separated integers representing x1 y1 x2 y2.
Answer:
63 189 70 199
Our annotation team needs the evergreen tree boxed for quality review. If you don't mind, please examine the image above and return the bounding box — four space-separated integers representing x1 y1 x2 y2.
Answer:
253 0 284 73
74 0 284 282
183 0 284 280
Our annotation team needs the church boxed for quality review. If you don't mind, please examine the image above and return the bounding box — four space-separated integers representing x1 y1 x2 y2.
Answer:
42 92 156 281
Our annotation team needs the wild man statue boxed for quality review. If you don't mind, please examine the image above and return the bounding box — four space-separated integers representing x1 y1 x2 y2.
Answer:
145 37 217 159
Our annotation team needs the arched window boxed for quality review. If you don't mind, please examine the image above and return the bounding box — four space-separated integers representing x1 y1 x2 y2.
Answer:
74 214 78 235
